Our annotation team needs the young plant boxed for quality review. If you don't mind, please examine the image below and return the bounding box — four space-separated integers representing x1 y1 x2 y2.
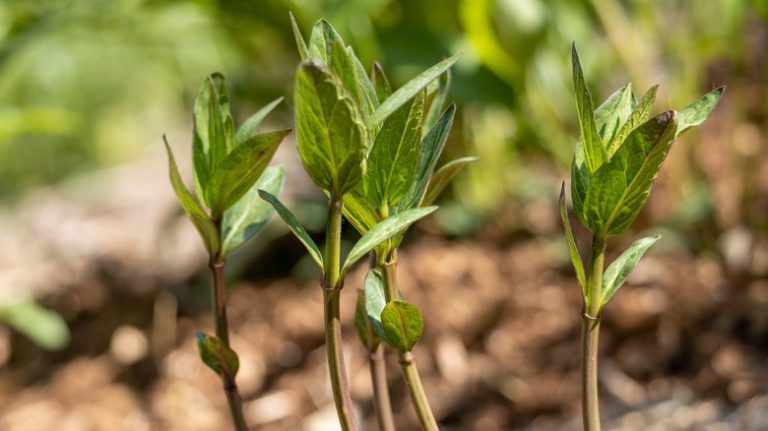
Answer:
561 45 723 431
164 73 289 431
259 15 461 431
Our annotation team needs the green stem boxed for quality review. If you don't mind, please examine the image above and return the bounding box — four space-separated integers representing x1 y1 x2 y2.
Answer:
581 233 606 431
323 193 359 431
369 343 396 431
209 260 248 431
381 259 438 430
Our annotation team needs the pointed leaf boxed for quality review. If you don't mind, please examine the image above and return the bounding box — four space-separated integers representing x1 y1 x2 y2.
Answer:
294 60 368 194
342 206 437 273
0 298 69 351
234 97 283 145
164 137 220 254
423 69 451 137
601 235 660 307
221 166 284 256
355 288 380 350
307 19 343 63
381 300 424 353
676 86 724 136
594 83 633 147
570 142 591 227
364 269 388 341
206 74 232 167
608 85 658 156
368 53 462 128
372 62 392 102
258 190 323 268
204 129 290 216
571 44 605 173
423 156 477 205
196 332 239 380
289 12 309 60
559 183 587 296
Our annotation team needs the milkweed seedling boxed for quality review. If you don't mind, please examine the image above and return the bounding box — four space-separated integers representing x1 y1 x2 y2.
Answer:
561 44 723 431
259 15 463 431
164 73 289 431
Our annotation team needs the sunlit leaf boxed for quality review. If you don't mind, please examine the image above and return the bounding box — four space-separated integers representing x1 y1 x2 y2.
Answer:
0 298 69 351
381 300 424 353
423 156 477 205
559 183 587 296
258 190 323 268
676 86 725 136
234 97 283 145
571 44 604 173
601 235 660 307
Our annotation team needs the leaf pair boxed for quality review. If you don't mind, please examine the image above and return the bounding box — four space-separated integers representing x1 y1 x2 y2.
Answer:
361 269 424 354
165 74 289 257
570 44 723 236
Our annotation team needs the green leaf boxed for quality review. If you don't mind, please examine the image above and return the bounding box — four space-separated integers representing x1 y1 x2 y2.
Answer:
196 332 239 379
368 53 462 128
585 111 678 234
363 269 388 342
422 69 451 137
234 97 283 145
594 83 633 149
397 104 456 212
164 136 220 254
342 190 380 234
355 288 380 350
571 44 605 173
307 19 343 63
206 73 233 168
258 190 323 268
676 86 724 136
372 62 392 102
423 156 477 205
204 129 290 216
0 298 69 351
601 235 660 307
294 60 368 194
608 85 658 157
341 206 437 274
559 183 587 297
381 300 424 353
289 11 309 60
221 166 284 256
366 90 426 207
570 141 591 227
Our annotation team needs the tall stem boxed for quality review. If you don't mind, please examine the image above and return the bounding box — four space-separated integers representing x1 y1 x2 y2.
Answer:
381 260 438 431
209 260 248 431
369 343 396 431
324 193 359 431
581 233 606 431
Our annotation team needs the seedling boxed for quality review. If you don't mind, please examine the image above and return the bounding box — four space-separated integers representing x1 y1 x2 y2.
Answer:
561 44 723 430
259 15 464 431
164 73 289 431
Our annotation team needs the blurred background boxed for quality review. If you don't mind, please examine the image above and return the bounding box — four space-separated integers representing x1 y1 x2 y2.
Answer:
0 0 767 429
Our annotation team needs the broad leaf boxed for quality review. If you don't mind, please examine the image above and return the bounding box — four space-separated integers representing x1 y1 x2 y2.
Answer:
608 85 658 157
594 83 633 148
164 137 220 254
571 44 605 173
355 288 380 350
368 53 462 128
601 235 660 307
676 86 724 136
381 300 424 353
341 206 437 274
364 269 388 342
234 97 283 145
423 156 477 205
204 129 290 216
196 332 239 380
366 90 426 207
221 166 284 256
585 111 678 234
0 298 69 351
294 61 368 194
289 12 309 60
559 183 587 296
397 104 456 212
258 190 323 268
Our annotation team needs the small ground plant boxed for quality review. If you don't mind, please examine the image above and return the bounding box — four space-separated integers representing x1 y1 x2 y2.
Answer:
561 45 723 430
258 15 469 431
164 73 289 431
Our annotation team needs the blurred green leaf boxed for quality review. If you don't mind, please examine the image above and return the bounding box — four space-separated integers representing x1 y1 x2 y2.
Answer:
0 298 69 351
571 45 604 173
423 156 478 205
221 166 284 256
234 97 283 145
381 300 423 353
258 190 324 268
601 235 660 307
195 332 239 379
355 287 380 350
676 87 725 136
